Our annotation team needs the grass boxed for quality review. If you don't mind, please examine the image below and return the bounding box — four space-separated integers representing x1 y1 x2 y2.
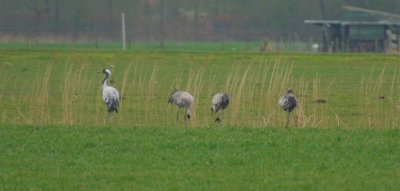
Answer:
0 41 262 52
1 49 400 190
1 125 399 190
0 41 310 52
0 50 399 128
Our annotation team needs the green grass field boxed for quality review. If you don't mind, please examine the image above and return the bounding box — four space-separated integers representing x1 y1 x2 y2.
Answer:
0 50 399 128
1 49 400 190
1 125 400 190
0 41 306 52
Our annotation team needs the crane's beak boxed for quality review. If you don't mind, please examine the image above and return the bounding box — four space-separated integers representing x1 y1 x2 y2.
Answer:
96 70 102 74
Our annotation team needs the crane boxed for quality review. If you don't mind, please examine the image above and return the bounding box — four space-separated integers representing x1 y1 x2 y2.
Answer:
211 92 231 123
279 88 297 128
168 89 194 127
99 68 120 121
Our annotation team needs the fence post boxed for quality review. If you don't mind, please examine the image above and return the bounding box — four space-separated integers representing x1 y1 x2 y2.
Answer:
397 31 400 53
122 12 126 51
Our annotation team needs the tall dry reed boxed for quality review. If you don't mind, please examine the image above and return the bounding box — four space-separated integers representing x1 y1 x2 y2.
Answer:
1 57 399 129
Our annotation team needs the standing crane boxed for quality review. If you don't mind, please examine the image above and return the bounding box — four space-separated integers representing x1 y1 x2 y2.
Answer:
99 68 120 121
168 89 194 127
279 88 297 128
211 92 231 123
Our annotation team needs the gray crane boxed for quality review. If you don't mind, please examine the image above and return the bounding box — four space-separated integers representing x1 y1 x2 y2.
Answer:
168 89 194 127
279 88 297 128
211 92 231 123
99 68 120 121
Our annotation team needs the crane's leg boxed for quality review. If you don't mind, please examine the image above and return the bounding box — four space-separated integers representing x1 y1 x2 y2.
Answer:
285 112 290 128
212 111 218 123
215 111 223 123
215 112 222 123
108 112 113 123
176 108 180 125
184 108 187 128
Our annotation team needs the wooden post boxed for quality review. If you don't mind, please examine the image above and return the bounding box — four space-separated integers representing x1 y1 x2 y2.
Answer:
340 25 345 52
397 30 400 53
374 38 379 52
194 0 199 40
319 0 326 19
122 12 126 51
159 0 165 48
322 26 329 52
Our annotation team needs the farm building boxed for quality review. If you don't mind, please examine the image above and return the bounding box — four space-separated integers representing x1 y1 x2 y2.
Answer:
305 6 400 53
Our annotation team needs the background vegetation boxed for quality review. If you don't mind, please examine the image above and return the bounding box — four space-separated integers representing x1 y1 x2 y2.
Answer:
1 0 400 43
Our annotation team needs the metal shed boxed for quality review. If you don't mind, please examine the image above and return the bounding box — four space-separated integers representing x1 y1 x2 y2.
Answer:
305 6 400 52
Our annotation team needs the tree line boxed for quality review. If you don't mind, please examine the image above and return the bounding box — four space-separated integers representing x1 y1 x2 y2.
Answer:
0 0 399 42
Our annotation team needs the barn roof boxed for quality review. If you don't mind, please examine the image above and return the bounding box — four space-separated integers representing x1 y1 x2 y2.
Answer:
304 20 400 27
342 5 400 21
305 5 400 27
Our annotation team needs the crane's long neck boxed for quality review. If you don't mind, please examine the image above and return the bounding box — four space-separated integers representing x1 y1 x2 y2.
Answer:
102 74 109 88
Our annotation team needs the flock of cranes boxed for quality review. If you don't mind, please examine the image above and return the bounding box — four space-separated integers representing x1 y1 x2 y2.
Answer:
100 68 298 127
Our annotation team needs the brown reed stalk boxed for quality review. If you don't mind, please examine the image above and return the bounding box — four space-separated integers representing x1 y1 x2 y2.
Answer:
62 63 74 125
145 65 159 126
36 63 53 124
118 62 134 125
